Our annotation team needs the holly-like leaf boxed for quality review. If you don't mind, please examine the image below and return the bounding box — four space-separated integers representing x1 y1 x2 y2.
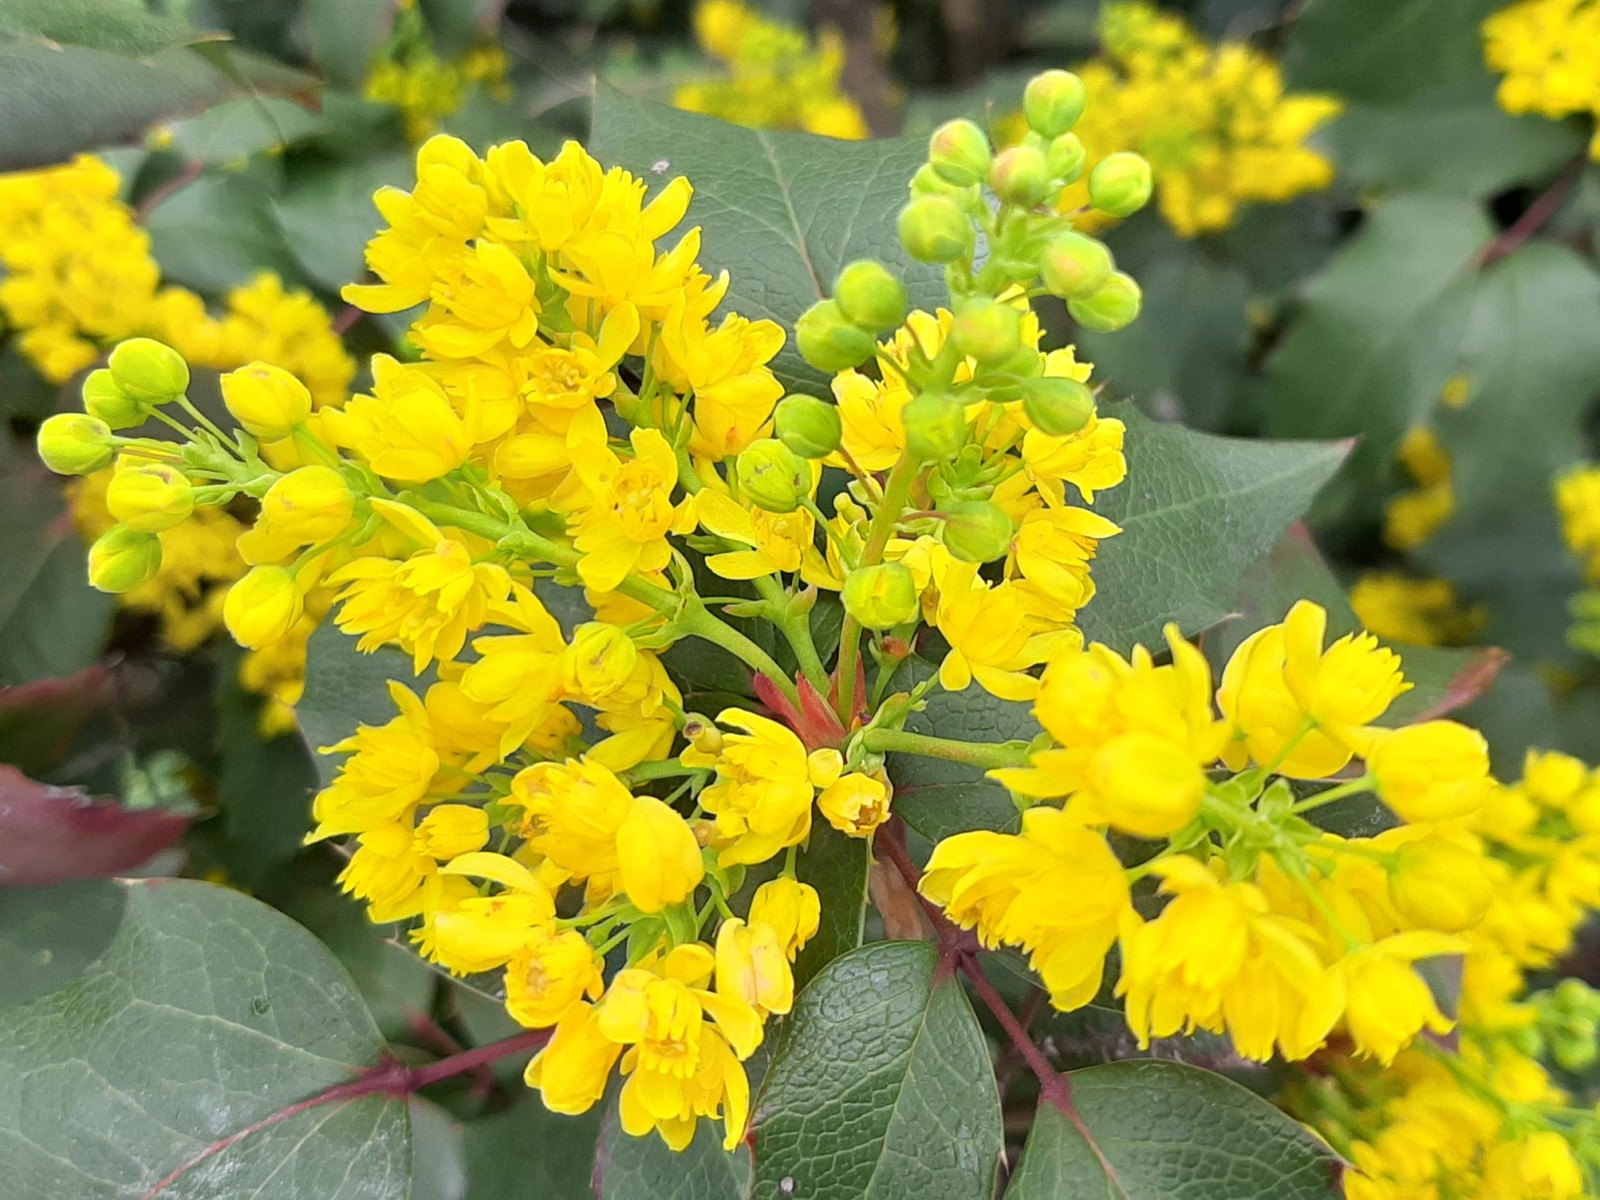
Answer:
0 766 187 886
792 818 871 987
593 1090 749 1200
1077 404 1349 653
751 941 1003 1200
589 86 944 395
274 153 415 293
0 877 411 1199
1006 1061 1343 1199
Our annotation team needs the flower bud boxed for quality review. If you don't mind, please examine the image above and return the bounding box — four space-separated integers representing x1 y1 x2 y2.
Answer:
1081 733 1206 837
1068 271 1142 333
950 298 1024 366
1022 376 1095 437
105 462 194 532
1388 839 1492 932
902 391 967 461
795 299 878 373
683 713 723 757
259 465 355 546
81 368 147 429
749 877 821 961
87 526 161 593
1088 152 1154 218
988 145 1052 209
842 562 919 630
1367 721 1491 822
834 260 908 332
221 362 313 440
562 621 640 703
223 565 304 649
1040 231 1113 298
910 163 968 201
1553 1023 1600 1074
1046 133 1087 183
775 394 842 459
1024 70 1087 138
897 196 973 263
107 338 189 404
817 772 892 838
414 804 490 859
736 438 811 513
36 413 114 476
943 500 1013 563
928 118 992 187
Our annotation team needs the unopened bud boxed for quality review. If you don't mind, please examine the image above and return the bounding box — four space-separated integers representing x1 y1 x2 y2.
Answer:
943 500 1013 563
1024 70 1088 138
1022 376 1095 436
1388 839 1492 932
223 565 304 649
683 713 723 757
107 338 189 404
563 621 640 702
1088 152 1154 218
902 392 967 461
897 196 974 263
928 118 992 187
951 298 1024 366
87 526 162 593
1068 271 1142 333
221 362 313 440
736 438 810 513
82 369 147 429
1046 133 1087 183
258 465 355 546
842 562 919 630
910 163 968 201
775 394 842 459
988 145 1052 209
795 300 878 373
36 413 114 475
834 260 908 332
105 462 194 532
1040 231 1113 298
1553 1024 1599 1074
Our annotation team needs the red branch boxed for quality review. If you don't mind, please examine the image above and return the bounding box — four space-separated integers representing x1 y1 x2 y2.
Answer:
1477 153 1586 268
140 1030 548 1198
135 160 205 223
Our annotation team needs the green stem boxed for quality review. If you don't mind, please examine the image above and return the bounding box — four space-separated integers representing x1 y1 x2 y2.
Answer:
753 575 830 693
678 603 800 706
860 727 1030 770
836 451 921 720
1289 775 1375 816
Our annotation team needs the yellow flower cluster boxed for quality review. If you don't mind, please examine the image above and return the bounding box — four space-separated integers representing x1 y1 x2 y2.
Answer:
925 600 1504 1066
1020 1 1341 237
1349 572 1485 648
1485 0 1600 159
673 0 870 140
1385 426 1456 551
364 42 511 143
1557 463 1600 582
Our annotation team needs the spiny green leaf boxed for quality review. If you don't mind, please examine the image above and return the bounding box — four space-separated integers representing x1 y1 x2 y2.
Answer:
145 172 306 296
752 941 1003 1200
1006 1060 1343 1199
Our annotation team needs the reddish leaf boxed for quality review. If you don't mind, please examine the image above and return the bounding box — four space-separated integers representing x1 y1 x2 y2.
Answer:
0 664 112 775
0 766 186 886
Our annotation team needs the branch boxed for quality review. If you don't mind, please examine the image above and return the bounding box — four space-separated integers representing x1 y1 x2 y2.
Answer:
140 1030 548 1198
1477 153 1586 268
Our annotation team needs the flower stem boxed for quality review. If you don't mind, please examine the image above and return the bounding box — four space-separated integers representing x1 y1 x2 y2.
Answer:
836 451 921 720
860 726 1030 770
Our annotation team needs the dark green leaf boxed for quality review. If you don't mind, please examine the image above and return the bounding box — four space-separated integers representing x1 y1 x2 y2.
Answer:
0 877 411 1199
1006 1060 1343 1199
0 879 125 1008
145 172 305 295
298 623 418 787
306 0 395 89
1284 0 1501 105
1077 405 1349 653
274 153 414 293
166 96 324 166
410 1098 466 1200
0 0 214 55
465 1096 604 1199
593 1087 749 1200
792 817 870 987
589 85 944 395
752 940 1003 1200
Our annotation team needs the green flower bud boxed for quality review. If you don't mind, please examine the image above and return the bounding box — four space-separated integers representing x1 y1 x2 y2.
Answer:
107 337 189 404
842 562 919 630
902 392 967 461
795 299 878 373
910 163 966 200
1553 1023 1599 1074
834 260 908 332
1022 376 1095 437
1046 133 1087 183
988 144 1052 209
1088 152 1154 218
897 196 974 263
775 394 842 459
943 500 1013 563
1023 70 1088 138
950 298 1023 366
105 462 194 532
36 413 114 476
82 368 147 429
928 118 992 187
1040 231 1113 298
1068 271 1142 333
87 526 162 593
736 438 811 513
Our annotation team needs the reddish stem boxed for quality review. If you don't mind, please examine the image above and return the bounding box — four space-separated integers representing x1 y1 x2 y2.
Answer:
1477 153 1586 268
333 303 364 334
135 160 205 222
140 1030 548 1198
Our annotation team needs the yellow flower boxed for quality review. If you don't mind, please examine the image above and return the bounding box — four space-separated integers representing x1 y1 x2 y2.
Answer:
505 930 605 1029
220 361 312 440
525 1003 622 1115
223 565 304 650
1556 463 1600 581
693 486 816 581
1348 572 1486 648
683 710 834 866
715 917 794 1018
323 355 471 483
309 683 443 838
410 240 539 359
934 563 1056 701
1330 932 1464 1065
238 466 356 563
615 795 706 913
1366 721 1492 823
1485 0 1600 160
568 415 694 592
1021 415 1128 505
412 803 489 859
1009 506 1121 617
747 878 820 961
423 851 558 975
817 772 891 838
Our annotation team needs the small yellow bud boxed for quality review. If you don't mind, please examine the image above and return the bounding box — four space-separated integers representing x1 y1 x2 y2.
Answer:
1068 271 1142 333
562 622 640 702
842 562 919 630
414 805 490 859
616 796 704 913
1080 733 1206 837
775 394 843 459
1088 152 1154 218
223 565 304 649
81 369 147 429
1021 376 1095 436
833 260 908 332
736 438 811 513
258 465 355 546
943 500 1013 564
749 877 821 960
36 413 114 476
1387 839 1492 932
795 299 878 373
951 298 1024 366
107 338 189 404
105 462 194 532
1367 721 1491 822
683 713 723 756
817 772 891 838
221 362 313 440
87 526 162 593
897 196 974 263
1040 231 1113 299
928 118 992 187
988 145 1052 208
902 391 967 461
1023 70 1087 138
